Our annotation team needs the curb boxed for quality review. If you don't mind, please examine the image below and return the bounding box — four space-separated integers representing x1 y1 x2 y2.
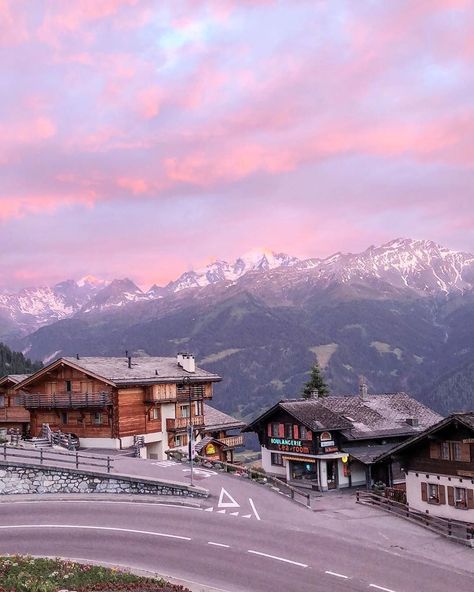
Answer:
0 493 203 508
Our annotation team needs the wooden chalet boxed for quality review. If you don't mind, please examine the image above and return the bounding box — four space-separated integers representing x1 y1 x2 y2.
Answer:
377 413 474 521
15 353 221 460
0 374 31 436
197 404 245 463
244 386 442 491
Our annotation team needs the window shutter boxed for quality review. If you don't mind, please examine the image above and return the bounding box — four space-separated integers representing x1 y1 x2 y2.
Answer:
447 486 454 506
438 485 446 505
267 423 272 437
293 425 299 439
429 442 441 459
278 423 284 438
421 482 428 502
306 431 312 441
460 442 471 462
467 489 474 510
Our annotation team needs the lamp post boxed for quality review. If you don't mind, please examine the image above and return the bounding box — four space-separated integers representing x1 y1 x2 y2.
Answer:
182 375 193 486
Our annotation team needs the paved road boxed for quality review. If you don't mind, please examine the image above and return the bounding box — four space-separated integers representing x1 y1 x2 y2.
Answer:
0 496 473 592
1 454 473 591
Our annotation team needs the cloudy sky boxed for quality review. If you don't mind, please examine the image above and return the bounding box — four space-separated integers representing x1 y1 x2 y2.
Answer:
1 0 473 290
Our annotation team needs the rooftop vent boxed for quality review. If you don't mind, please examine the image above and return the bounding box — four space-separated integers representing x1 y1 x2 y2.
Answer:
359 376 368 400
177 352 195 373
406 418 419 427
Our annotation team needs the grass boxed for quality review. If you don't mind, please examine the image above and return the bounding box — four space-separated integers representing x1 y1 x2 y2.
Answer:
0 556 191 592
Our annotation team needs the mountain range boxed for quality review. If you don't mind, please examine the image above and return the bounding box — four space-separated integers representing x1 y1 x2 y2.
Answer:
1 238 473 420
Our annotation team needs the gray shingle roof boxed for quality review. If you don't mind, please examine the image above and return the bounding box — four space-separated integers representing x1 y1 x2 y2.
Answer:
61 356 221 386
342 442 400 464
317 393 442 440
204 404 245 431
279 400 353 432
0 374 31 387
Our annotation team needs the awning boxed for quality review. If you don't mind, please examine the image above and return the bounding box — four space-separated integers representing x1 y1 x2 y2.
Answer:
282 456 316 463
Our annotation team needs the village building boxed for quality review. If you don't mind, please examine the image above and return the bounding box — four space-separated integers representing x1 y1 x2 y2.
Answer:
195 404 245 463
14 353 223 460
244 386 442 491
376 412 474 521
0 374 31 436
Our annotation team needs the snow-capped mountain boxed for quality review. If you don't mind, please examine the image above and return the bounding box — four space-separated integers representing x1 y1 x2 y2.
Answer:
1 239 473 339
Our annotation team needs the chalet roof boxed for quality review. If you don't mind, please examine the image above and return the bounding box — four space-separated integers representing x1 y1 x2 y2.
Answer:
0 374 30 387
244 393 442 441
14 356 221 389
342 442 400 464
204 404 245 432
375 412 474 462
317 393 442 440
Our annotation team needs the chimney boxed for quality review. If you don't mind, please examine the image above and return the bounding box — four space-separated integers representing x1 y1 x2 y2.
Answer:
76 353 80 360
359 376 368 400
310 389 319 400
177 352 196 373
128 356 132 369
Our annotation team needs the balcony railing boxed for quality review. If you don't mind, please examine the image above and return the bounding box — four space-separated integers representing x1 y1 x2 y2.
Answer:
22 392 112 409
166 415 205 431
176 385 209 400
219 435 244 448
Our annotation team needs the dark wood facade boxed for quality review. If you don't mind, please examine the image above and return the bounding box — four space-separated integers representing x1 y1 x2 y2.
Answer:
0 376 30 434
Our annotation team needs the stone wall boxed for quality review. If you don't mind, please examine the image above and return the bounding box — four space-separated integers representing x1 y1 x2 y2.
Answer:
0 461 207 498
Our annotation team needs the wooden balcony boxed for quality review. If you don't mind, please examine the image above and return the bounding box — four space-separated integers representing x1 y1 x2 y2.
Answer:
176 385 211 401
0 407 30 423
23 392 112 409
219 435 244 448
166 415 205 431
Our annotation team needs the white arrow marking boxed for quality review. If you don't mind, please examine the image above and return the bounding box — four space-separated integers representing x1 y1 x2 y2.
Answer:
217 509 226 514
204 507 214 512
230 511 239 516
241 514 252 519
218 487 240 509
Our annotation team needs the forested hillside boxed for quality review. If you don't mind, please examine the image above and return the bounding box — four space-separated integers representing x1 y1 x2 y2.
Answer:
0 343 42 376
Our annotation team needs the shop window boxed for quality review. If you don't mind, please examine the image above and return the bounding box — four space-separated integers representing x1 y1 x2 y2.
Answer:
271 453 283 466
455 487 467 509
428 483 439 504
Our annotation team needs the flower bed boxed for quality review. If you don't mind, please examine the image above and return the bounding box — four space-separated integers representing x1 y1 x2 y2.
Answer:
0 556 191 592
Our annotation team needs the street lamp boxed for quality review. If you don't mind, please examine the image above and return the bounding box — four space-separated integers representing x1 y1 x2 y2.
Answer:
182 375 193 486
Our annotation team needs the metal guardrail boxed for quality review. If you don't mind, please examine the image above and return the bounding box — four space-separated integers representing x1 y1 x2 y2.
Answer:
195 455 312 508
356 490 474 546
1 444 113 473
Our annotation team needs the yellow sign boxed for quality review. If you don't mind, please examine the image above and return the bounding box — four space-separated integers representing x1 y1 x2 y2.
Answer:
341 455 349 463
206 443 216 456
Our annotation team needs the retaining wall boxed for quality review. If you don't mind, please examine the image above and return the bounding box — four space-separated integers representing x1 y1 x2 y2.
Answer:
0 461 207 498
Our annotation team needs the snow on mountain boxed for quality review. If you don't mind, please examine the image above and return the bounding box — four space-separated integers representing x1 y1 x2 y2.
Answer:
0 239 473 339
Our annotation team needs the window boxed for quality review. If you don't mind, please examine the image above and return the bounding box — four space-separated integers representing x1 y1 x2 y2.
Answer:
271 453 284 466
284 424 293 439
179 404 190 418
455 487 467 509
149 407 160 420
452 442 462 461
175 434 188 448
0 396 5 408
92 412 103 425
428 483 439 503
271 423 280 437
60 412 68 424
300 426 308 440
65 380 72 392
441 442 450 460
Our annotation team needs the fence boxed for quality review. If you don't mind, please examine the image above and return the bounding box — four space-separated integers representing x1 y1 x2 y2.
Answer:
194 454 312 508
356 490 474 547
1 444 113 474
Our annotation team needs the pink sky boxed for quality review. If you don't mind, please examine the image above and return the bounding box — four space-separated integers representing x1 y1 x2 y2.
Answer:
1 0 473 290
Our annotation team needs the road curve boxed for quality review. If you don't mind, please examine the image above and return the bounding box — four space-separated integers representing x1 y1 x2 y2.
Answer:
0 499 473 592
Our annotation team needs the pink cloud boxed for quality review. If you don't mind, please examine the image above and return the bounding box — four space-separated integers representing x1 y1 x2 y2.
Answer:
0 0 28 47
137 87 162 119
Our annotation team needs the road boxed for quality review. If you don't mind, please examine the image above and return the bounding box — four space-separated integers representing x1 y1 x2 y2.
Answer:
1 456 473 592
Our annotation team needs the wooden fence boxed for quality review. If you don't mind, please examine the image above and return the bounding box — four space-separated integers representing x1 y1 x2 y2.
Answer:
356 490 474 547
1 444 113 473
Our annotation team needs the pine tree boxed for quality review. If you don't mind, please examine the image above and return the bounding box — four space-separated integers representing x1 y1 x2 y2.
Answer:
0 342 42 376
301 361 329 399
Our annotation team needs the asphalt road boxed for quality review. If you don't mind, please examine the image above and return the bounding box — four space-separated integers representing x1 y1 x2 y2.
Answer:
0 496 473 592
1 455 473 592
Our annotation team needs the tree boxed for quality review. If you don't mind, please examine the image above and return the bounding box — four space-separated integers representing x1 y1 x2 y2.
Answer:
301 361 329 399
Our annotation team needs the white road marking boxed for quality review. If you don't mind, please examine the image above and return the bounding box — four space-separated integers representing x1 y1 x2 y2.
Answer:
217 509 226 514
183 467 217 478
249 498 261 521
229 511 239 516
207 541 230 548
204 507 214 512
248 550 308 568
152 461 177 467
369 585 397 592
0 524 191 541
325 571 349 579
241 514 252 519
218 487 240 508
0 500 202 511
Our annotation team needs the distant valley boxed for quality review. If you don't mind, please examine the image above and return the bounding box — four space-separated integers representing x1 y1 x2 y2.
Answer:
1 238 473 420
